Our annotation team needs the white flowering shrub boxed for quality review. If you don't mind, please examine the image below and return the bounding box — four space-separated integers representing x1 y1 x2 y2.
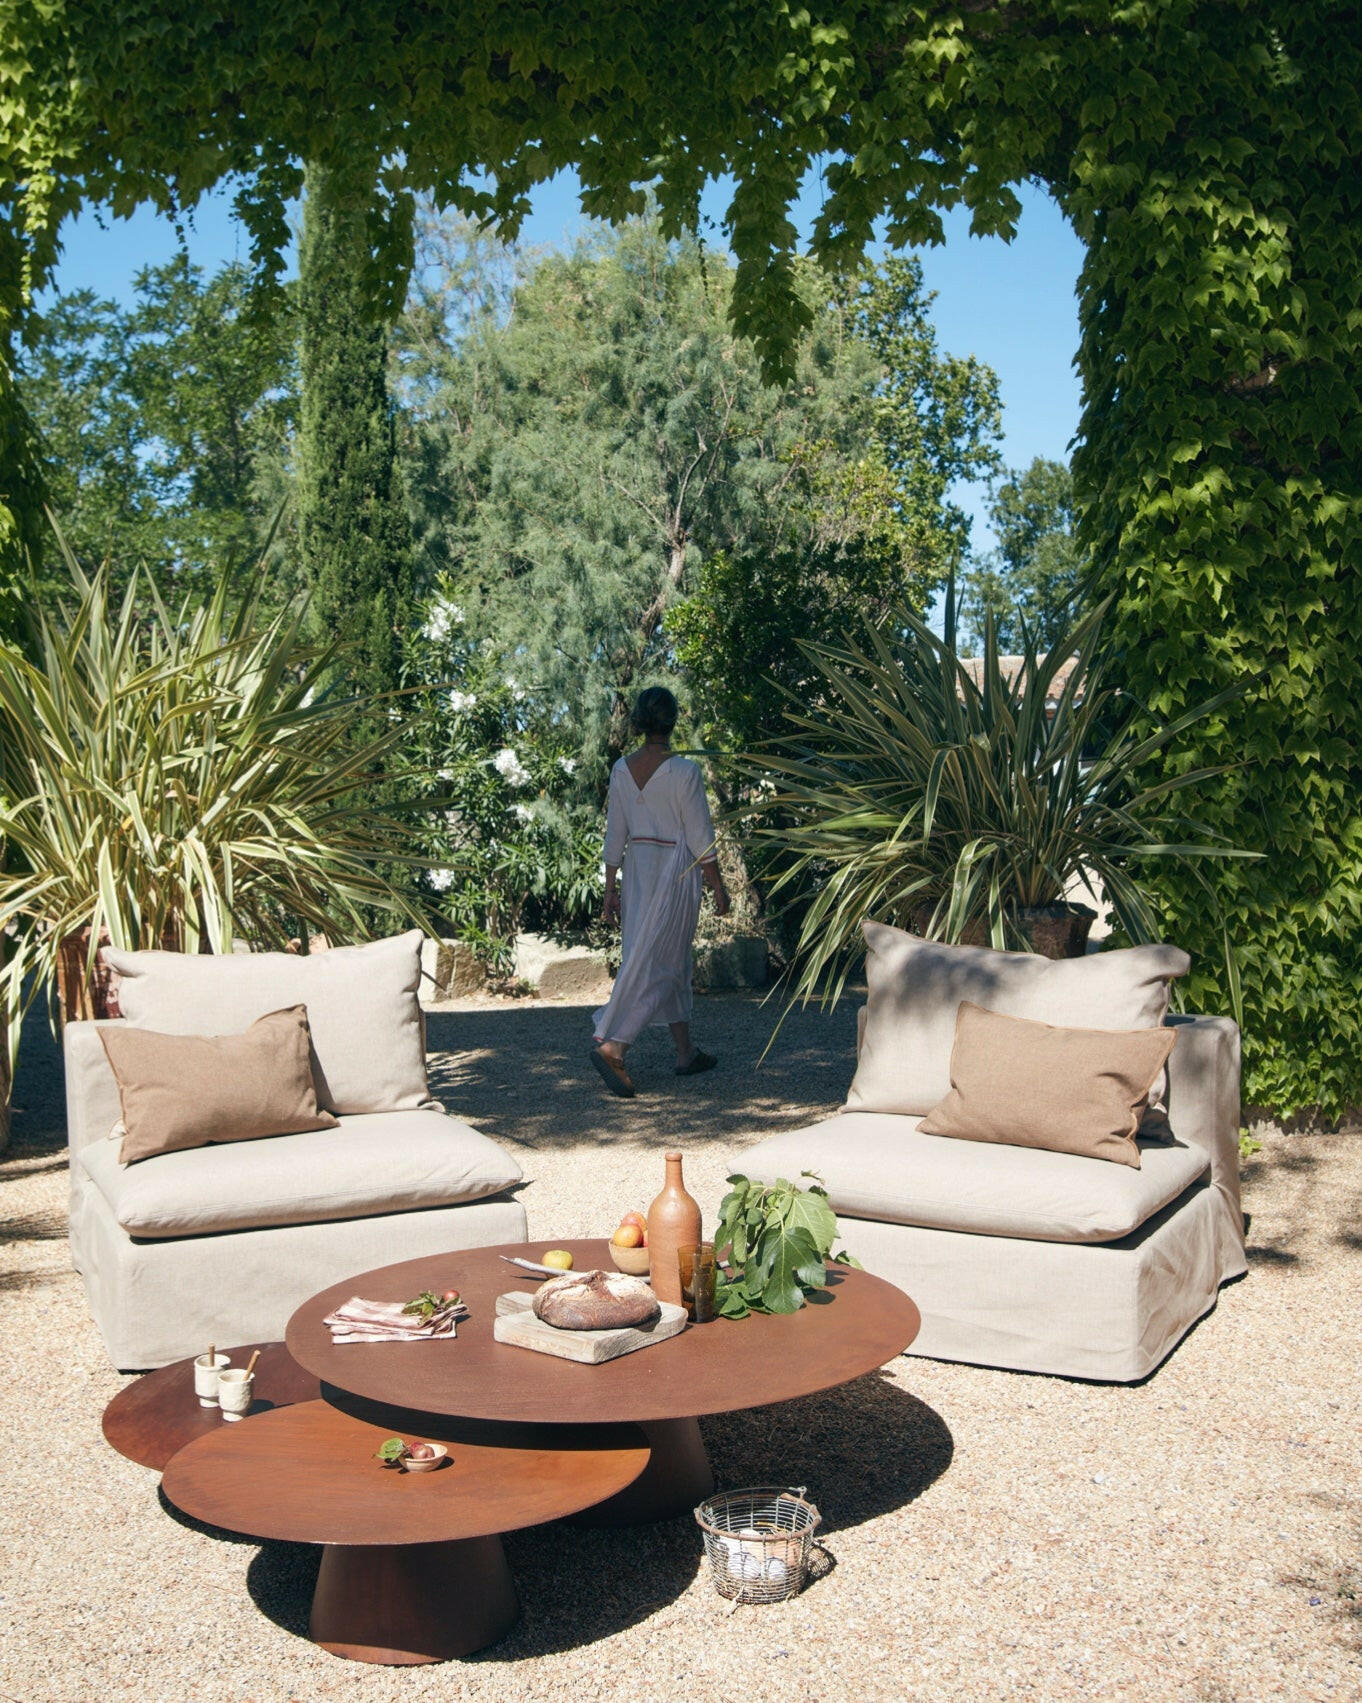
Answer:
407 577 603 967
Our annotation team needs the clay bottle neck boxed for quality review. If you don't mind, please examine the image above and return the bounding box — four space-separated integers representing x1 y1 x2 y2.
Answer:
664 1152 684 1186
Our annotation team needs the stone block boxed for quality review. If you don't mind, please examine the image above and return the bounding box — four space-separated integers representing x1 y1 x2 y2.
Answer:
537 948 613 1001
420 937 486 1004
694 936 769 990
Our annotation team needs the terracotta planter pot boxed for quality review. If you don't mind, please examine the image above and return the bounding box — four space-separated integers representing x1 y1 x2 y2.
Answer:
57 928 124 1024
55 918 195 1026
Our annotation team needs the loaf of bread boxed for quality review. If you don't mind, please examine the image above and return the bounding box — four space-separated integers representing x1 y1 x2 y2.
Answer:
532 1269 661 1331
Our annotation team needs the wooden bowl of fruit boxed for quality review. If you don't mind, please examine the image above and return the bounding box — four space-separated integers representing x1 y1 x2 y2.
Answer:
608 1212 650 1276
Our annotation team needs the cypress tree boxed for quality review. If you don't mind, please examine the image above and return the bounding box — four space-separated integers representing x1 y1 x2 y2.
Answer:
296 164 413 719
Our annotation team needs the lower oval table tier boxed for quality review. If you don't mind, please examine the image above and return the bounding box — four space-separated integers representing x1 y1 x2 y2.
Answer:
286 1238 922 1427
102 1341 320 1471
161 1398 650 1664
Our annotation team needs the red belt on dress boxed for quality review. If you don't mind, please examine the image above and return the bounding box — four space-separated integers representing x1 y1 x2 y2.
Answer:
629 836 676 846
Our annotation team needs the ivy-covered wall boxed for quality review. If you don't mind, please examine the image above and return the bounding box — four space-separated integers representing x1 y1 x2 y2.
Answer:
1062 5 1362 1115
2 1 1360 1111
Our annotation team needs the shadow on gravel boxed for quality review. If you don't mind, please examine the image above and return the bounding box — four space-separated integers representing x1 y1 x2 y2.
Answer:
245 1542 322 1639
483 1517 703 1660
6 999 67 1160
0 1266 68 1293
1246 1243 1300 1267
1241 1135 1362 1269
0 1154 68 1179
240 1371 949 1661
700 1368 954 1536
0 1209 67 1243
424 991 860 1155
232 1502 701 1660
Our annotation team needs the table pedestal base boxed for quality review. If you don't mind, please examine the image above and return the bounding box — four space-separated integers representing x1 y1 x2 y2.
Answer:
574 1417 714 1525
310 1536 518 1664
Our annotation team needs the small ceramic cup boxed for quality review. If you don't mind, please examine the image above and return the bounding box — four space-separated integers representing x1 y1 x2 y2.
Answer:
193 1352 230 1408
216 1368 254 1422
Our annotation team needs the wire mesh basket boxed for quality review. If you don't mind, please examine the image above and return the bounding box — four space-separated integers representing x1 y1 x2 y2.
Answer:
694 1486 821 1604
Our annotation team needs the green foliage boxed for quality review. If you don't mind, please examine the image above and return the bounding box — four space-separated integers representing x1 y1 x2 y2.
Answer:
3 3 1359 1111
0 531 426 1071
744 601 1255 1015
398 212 930 782
401 1291 447 1319
849 258 1002 574
0 358 43 640
374 1438 409 1466
405 582 603 968
1058 7 1362 1116
713 1171 857 1319
296 163 413 713
670 256 1000 756
17 258 296 597
0 2 1053 382
960 459 1085 654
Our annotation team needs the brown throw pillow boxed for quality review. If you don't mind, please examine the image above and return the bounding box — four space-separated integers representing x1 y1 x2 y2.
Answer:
99 1005 339 1165
918 1002 1177 1169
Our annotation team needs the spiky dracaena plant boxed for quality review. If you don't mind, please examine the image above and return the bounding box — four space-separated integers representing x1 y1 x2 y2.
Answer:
0 536 429 1076
745 599 1255 1017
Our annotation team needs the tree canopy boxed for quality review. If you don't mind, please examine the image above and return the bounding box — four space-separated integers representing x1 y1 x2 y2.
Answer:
399 215 998 783
959 457 1083 654
18 257 295 594
4 1 1361 1113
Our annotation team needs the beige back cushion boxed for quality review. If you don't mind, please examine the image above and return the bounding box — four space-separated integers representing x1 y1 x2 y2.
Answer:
104 930 431 1115
847 921 1189 1116
99 1005 339 1164
918 1002 1178 1169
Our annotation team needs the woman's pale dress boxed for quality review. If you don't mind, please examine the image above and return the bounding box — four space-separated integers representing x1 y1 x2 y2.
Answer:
592 754 718 1046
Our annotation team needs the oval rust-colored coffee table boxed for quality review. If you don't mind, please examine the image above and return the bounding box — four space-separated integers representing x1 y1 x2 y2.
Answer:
103 1341 320 1470
287 1238 921 1524
161 1398 650 1663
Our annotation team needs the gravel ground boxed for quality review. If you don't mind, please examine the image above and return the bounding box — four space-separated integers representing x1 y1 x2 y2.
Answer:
1 990 1359 1703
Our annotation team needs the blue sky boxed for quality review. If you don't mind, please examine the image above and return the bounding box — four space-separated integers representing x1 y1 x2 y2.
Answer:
43 172 1084 555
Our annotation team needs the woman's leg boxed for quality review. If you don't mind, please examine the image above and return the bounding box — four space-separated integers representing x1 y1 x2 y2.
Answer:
669 1022 693 1068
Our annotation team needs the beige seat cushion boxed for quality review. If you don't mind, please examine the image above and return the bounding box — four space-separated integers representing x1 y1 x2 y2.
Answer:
99 1005 338 1164
104 931 431 1116
79 1108 521 1239
741 1111 1209 1243
847 921 1189 1117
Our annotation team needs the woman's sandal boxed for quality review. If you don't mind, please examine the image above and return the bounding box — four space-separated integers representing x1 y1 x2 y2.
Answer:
590 1048 637 1098
674 1050 717 1076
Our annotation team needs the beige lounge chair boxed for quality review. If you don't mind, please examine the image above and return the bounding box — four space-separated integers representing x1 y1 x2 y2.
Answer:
65 932 526 1369
739 925 1246 1382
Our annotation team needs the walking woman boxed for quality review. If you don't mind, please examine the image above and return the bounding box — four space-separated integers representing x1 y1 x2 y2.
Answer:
590 687 730 1097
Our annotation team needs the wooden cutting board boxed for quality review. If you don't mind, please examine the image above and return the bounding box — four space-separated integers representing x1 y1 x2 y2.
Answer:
492 1290 688 1363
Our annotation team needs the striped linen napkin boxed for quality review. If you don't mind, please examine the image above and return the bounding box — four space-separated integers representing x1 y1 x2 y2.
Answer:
322 1295 469 1343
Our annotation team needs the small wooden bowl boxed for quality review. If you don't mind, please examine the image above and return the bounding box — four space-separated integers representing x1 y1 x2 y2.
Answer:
608 1242 651 1276
402 1443 449 1473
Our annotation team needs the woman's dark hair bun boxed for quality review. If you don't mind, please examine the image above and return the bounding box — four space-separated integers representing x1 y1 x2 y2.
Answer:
631 686 679 738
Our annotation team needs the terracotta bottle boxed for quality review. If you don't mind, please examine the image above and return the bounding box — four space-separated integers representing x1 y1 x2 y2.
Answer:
646 1150 702 1307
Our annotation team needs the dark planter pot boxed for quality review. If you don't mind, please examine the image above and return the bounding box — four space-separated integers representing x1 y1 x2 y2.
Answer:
912 902 1097 960
1018 903 1097 960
